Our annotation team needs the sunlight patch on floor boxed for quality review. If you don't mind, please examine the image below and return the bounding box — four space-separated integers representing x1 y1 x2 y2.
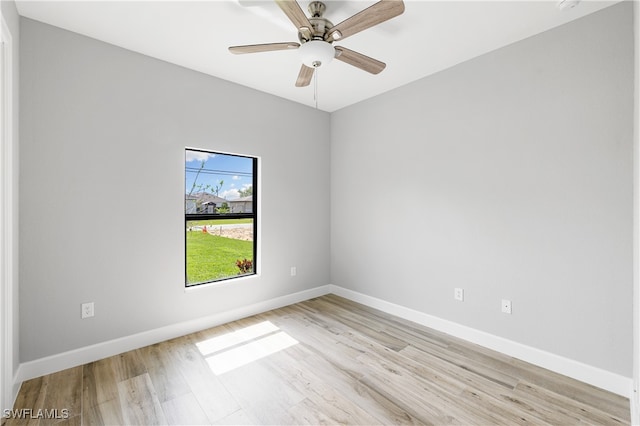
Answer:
196 320 279 356
196 321 298 375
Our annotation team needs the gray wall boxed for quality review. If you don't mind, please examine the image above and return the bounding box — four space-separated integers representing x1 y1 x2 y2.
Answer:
19 18 330 362
331 2 633 376
18 2 634 379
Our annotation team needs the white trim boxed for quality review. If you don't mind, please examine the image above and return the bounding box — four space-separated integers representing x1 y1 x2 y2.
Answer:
328 285 633 398
183 147 261 287
633 0 640 423
184 268 260 292
0 14 15 412
14 283 632 403
16 285 331 383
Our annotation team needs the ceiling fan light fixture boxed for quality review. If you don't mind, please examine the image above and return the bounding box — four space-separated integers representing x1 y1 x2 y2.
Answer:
298 40 335 68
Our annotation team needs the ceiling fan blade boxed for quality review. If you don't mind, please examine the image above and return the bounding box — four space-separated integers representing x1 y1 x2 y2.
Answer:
229 42 300 54
275 0 313 35
325 0 405 42
334 46 386 74
296 64 315 87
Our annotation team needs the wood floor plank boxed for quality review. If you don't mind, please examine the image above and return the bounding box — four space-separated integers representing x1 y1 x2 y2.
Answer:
7 376 48 426
403 337 520 389
398 345 528 405
322 294 452 347
300 299 410 351
344 381 430 425
357 346 503 425
139 340 191 403
82 398 124 426
50 415 80 426
82 358 119 409
217 360 304 425
172 334 241 423
9 295 630 425
287 397 346 425
278 341 424 424
262 350 383 425
472 382 603 425
161 392 210 425
189 322 235 346
41 366 82 422
284 301 509 412
514 380 629 424
357 361 465 424
112 350 147 383
117 373 167 425
280 307 472 404
270 306 369 380
514 362 630 420
211 409 259 425
447 339 631 420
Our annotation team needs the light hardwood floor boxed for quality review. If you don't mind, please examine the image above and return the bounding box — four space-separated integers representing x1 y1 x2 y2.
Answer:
5 294 630 425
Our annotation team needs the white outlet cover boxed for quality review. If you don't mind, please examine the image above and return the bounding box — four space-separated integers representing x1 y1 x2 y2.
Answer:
81 302 94 319
454 288 464 301
501 299 512 314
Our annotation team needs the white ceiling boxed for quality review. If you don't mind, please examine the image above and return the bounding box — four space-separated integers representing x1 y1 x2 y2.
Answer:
15 0 620 112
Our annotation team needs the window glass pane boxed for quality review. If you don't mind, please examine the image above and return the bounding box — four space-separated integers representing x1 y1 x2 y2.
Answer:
186 218 255 285
185 149 256 286
185 151 254 215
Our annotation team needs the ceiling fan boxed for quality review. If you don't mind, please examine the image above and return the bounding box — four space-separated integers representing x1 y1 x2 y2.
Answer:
229 0 405 87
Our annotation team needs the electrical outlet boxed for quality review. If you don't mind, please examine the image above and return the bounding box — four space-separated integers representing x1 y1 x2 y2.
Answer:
81 302 94 319
290 266 297 277
454 288 464 301
501 299 512 314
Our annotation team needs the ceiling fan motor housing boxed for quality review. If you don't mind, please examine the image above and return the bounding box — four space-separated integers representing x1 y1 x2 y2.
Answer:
298 1 334 43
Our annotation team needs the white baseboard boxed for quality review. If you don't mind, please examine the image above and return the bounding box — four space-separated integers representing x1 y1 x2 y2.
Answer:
11 369 20 407
328 284 633 398
629 380 640 426
15 285 332 384
14 283 632 403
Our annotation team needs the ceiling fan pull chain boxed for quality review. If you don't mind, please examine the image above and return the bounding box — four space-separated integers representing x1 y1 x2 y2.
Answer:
314 68 319 109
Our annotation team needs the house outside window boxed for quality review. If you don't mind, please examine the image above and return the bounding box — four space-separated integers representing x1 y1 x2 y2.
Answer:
229 196 253 213
185 149 257 286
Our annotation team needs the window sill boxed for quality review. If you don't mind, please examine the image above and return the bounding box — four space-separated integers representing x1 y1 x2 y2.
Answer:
184 272 260 293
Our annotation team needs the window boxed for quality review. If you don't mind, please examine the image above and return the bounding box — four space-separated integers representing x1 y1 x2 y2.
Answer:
185 149 257 286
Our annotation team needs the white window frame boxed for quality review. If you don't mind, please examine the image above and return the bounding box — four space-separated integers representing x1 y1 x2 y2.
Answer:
184 148 259 287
